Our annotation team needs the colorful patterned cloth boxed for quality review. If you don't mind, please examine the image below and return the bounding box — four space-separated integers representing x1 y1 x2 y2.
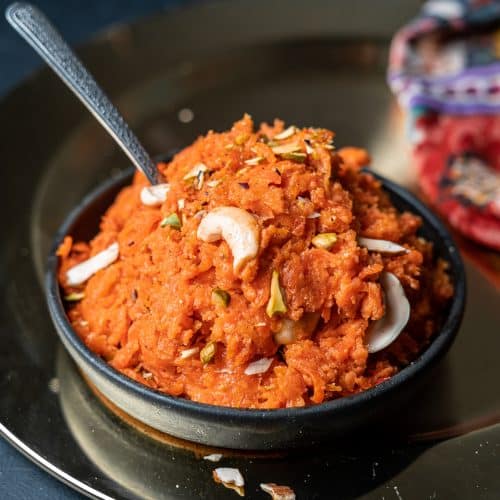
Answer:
388 0 500 250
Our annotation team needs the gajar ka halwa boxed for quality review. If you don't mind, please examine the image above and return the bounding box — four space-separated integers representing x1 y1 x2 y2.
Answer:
58 115 453 409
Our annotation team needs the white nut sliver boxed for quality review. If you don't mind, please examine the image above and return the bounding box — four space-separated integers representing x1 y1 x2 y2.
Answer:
260 483 296 500
213 468 245 495
66 243 119 286
366 272 410 353
178 347 199 360
274 126 296 140
140 183 170 206
274 313 320 345
358 237 408 254
197 207 260 273
183 162 208 180
244 357 273 376
203 453 223 462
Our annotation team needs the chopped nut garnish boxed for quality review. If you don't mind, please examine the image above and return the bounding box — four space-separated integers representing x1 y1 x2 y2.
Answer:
200 341 217 364
236 167 250 177
271 143 301 155
311 233 337 250
306 212 321 219
266 270 287 317
213 468 245 497
244 357 273 376
142 371 153 380
244 156 263 165
140 183 170 206
235 134 248 145
212 288 231 307
358 237 408 254
203 453 223 462
260 483 296 500
160 213 182 230
274 126 296 140
66 242 119 286
280 151 306 163
64 292 85 302
178 347 199 360
177 199 185 210
183 163 208 181
206 179 221 188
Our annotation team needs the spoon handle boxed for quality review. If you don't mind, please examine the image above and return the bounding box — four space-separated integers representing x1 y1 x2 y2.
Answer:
5 2 159 185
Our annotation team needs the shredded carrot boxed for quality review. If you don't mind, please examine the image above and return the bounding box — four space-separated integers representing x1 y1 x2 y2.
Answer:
58 116 453 409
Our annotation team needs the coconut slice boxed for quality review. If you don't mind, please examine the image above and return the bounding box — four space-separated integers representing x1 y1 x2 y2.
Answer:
244 357 273 376
213 468 245 496
366 272 410 353
260 483 296 500
140 183 170 206
358 237 408 254
66 243 119 286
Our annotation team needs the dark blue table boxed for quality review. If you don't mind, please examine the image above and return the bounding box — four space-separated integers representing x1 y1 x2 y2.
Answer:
0 2 185 497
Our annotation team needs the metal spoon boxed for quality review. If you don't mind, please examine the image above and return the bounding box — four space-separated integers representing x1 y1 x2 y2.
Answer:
5 2 159 185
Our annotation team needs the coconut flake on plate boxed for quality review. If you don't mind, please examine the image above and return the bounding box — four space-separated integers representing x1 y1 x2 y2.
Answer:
66 242 119 286
203 453 223 462
244 357 273 376
358 237 408 254
213 468 245 496
260 483 296 500
140 183 170 206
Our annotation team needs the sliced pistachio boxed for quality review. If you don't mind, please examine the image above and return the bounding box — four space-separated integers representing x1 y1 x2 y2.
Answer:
280 151 306 163
200 341 217 364
266 270 287 317
311 233 337 250
212 288 231 307
274 126 296 140
235 134 248 145
64 292 85 302
244 156 263 166
160 213 181 230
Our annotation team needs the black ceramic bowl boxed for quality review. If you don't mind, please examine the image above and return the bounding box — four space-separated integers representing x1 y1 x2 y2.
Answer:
46 167 466 450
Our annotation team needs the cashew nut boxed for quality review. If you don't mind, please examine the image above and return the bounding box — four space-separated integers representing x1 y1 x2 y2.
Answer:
140 183 170 206
66 242 119 286
366 272 410 353
274 312 320 345
197 207 260 273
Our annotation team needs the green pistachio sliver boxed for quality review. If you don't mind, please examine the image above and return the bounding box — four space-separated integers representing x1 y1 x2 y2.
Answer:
200 341 217 364
160 213 181 230
266 270 287 317
212 288 231 307
312 233 337 250
280 151 306 163
64 292 85 302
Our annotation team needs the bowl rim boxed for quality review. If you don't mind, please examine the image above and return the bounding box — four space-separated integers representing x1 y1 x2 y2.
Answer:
45 167 466 423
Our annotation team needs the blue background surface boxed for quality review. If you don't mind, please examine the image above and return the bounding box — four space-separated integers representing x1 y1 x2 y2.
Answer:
0 2 186 497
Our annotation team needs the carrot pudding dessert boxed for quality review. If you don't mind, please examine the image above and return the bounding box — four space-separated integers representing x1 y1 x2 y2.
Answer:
58 115 453 409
